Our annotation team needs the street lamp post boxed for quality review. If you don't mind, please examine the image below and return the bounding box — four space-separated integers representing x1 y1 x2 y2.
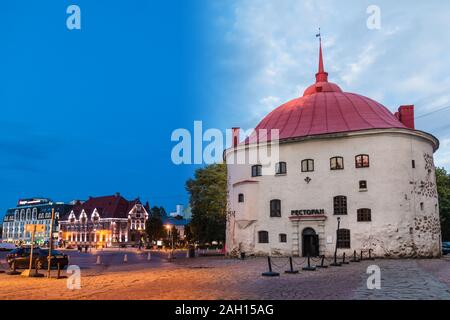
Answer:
165 224 174 261
330 216 342 267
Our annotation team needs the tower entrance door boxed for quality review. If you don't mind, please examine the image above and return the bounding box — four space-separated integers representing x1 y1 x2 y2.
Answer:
302 227 319 257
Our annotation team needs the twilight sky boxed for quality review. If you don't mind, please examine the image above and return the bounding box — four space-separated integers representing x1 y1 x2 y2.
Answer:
1 1 450 218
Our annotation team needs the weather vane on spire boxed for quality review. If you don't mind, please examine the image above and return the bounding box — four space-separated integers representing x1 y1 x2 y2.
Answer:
316 27 321 41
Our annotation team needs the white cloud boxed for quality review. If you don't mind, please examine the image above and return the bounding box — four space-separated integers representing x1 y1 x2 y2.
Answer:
217 0 450 170
435 138 450 168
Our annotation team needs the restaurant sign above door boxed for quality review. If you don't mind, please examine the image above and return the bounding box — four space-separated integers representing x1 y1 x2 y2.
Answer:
291 209 325 216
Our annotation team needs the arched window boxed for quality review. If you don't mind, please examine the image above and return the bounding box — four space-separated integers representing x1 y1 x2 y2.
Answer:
355 154 370 168
270 199 281 217
92 210 100 223
337 229 351 248
238 194 244 203
333 196 347 215
301 159 314 172
279 233 287 243
251 165 262 177
26 209 31 220
275 162 287 175
330 157 344 170
79 210 87 224
357 208 372 222
258 231 269 243
32 208 38 220
15 210 19 221
20 209 25 221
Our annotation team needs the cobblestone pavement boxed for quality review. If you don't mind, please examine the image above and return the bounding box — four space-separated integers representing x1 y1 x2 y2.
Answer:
353 258 450 300
0 250 449 300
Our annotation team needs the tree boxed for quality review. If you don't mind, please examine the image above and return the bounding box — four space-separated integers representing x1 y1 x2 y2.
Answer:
145 207 166 243
186 163 227 244
150 206 167 218
436 167 450 241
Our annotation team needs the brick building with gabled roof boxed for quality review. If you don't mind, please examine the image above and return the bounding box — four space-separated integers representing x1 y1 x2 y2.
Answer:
59 193 150 248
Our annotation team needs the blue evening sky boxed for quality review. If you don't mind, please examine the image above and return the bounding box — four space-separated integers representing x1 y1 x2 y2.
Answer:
1 1 450 219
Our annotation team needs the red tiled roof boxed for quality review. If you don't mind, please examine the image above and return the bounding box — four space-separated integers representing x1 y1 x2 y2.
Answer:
68 194 141 219
245 40 408 144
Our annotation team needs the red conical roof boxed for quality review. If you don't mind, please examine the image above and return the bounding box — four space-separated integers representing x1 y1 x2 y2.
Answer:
246 40 407 144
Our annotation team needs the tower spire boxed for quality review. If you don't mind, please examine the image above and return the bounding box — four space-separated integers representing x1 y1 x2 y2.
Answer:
315 28 328 83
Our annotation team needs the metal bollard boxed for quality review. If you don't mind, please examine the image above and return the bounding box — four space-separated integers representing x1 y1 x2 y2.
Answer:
350 250 360 263
285 257 299 274
123 254 128 263
368 249 375 260
7 261 20 275
148 252 152 261
96 255 101 265
262 256 280 277
342 252 349 264
360 250 364 261
330 252 342 267
316 255 328 268
302 254 316 271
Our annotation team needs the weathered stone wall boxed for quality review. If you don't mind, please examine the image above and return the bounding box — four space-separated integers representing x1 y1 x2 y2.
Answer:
225 129 441 258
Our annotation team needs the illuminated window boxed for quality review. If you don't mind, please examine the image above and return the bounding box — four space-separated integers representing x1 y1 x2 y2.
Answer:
330 157 344 170
270 199 281 217
251 165 262 177
337 229 351 248
333 196 347 215
258 231 269 243
355 154 370 168
357 208 372 222
301 159 314 172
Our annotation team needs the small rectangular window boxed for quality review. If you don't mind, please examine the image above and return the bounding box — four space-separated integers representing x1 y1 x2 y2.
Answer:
279 234 287 243
258 231 269 243
357 208 372 222
412 160 416 169
301 159 314 172
238 194 244 203
330 157 344 170
355 155 370 168
420 202 424 211
275 162 287 175
251 165 262 177
359 180 367 190
333 196 347 215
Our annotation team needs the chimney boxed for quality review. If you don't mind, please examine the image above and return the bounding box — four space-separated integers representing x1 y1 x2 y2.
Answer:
396 105 415 129
232 127 240 148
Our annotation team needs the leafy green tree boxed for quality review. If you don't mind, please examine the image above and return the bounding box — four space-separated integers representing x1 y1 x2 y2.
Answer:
145 208 166 243
436 167 450 241
186 163 227 244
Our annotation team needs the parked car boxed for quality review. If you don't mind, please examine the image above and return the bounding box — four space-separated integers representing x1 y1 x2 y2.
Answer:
6 248 69 270
0 242 16 251
443 242 450 256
